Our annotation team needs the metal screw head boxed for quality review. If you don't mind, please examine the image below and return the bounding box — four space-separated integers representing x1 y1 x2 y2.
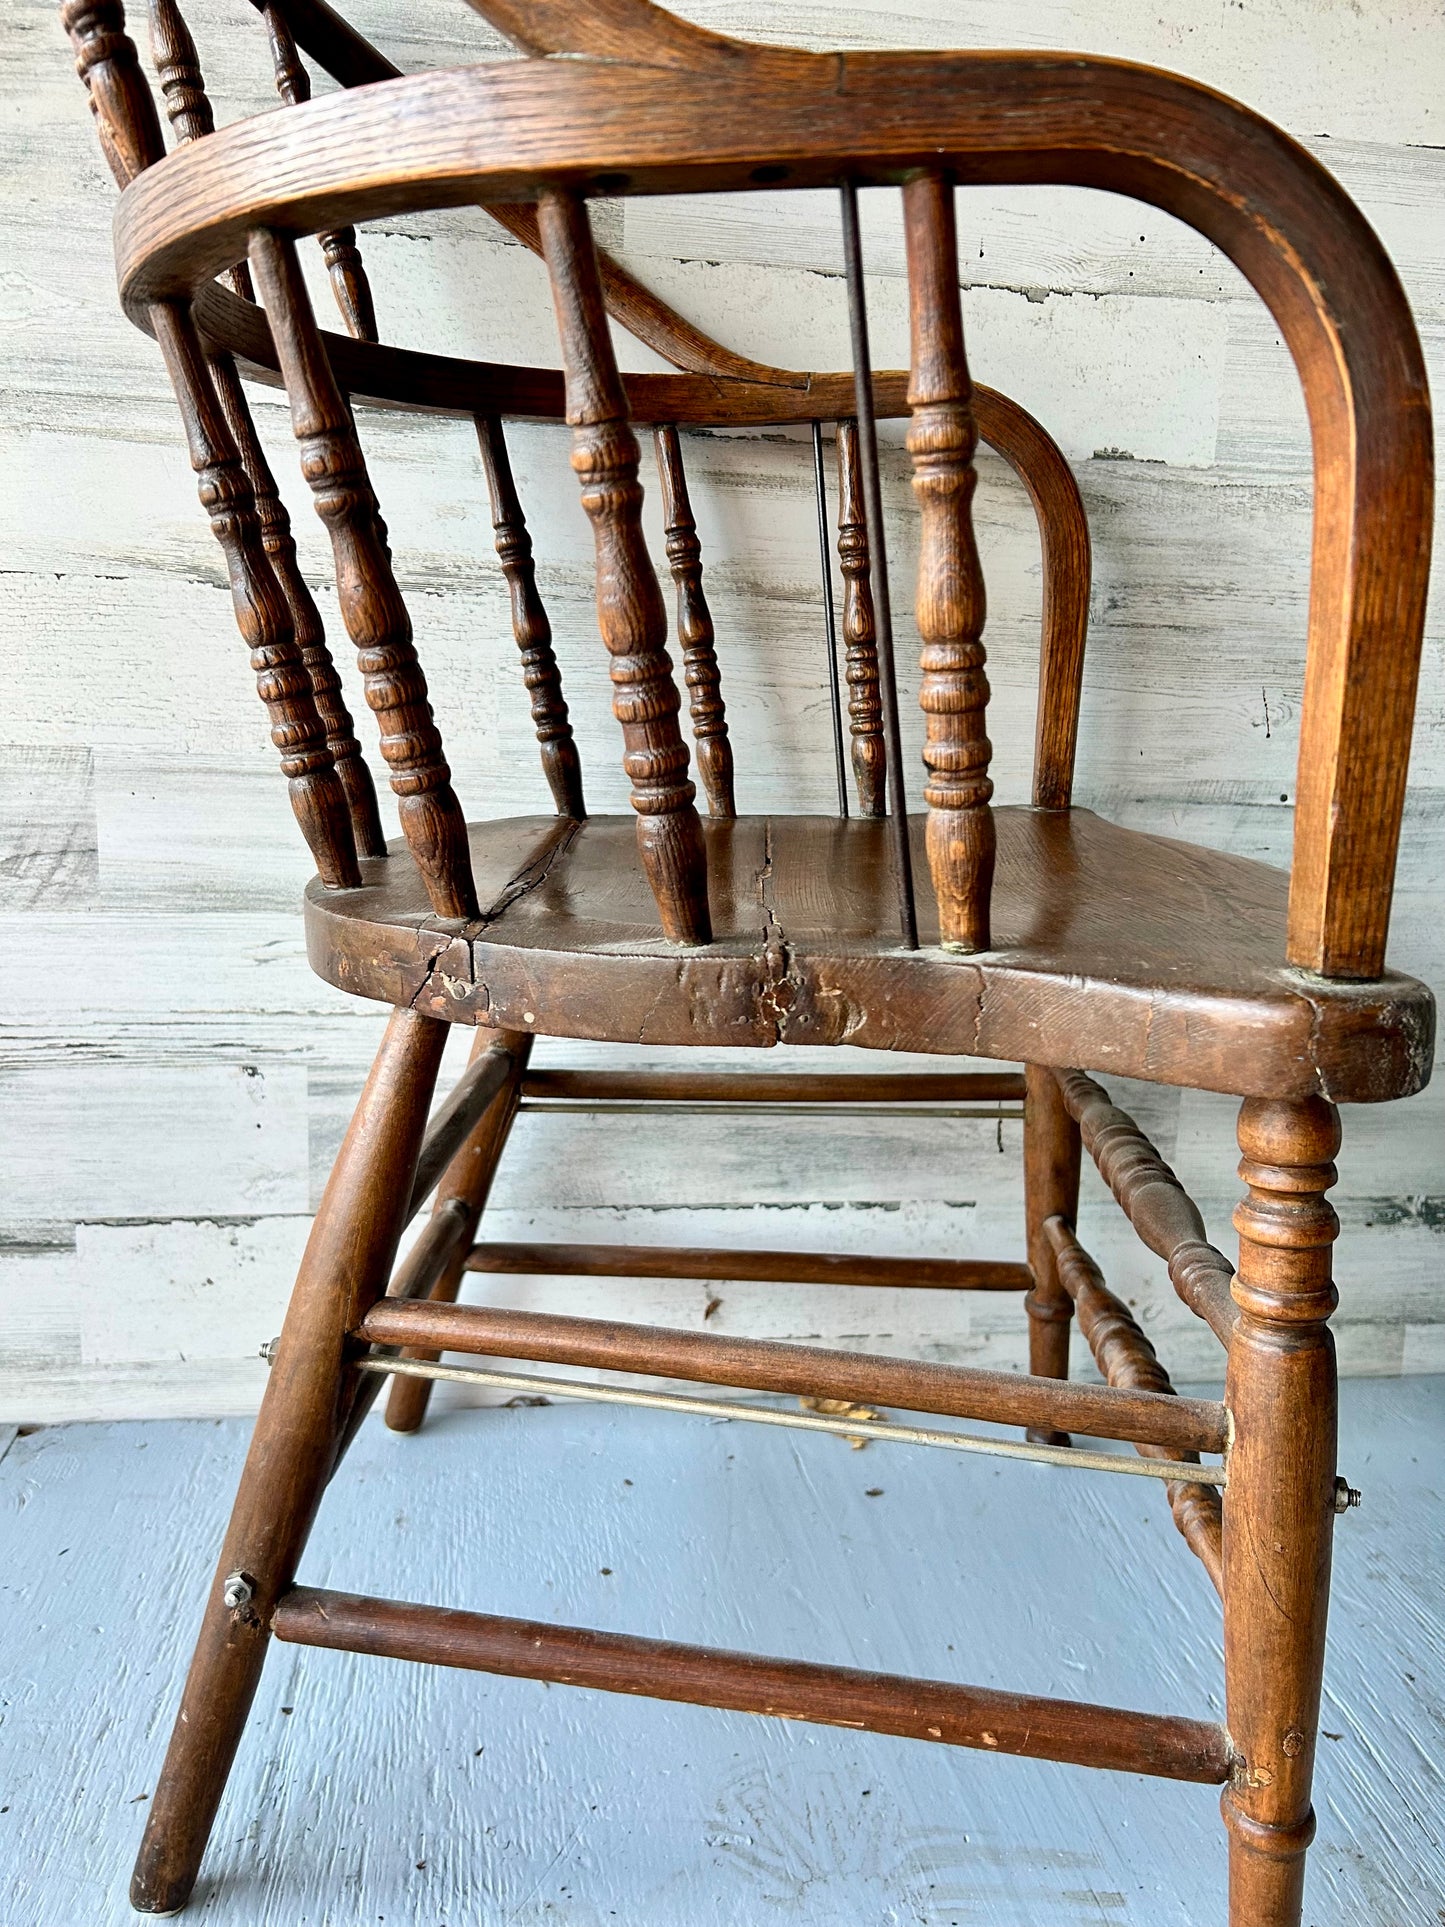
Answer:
1333 1478 1362 1514
222 1571 255 1611
259 1337 279 1365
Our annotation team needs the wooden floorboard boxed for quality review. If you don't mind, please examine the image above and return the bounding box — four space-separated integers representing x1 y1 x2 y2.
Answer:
0 1379 1441 1923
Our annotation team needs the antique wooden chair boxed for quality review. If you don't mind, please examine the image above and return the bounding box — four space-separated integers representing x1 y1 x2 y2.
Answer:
60 1 1434 1921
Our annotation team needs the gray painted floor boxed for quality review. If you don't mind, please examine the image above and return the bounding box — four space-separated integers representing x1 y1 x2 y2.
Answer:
1 1378 1442 1926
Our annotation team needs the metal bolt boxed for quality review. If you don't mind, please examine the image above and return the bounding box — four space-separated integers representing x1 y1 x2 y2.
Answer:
259 1337 279 1366
222 1571 255 1611
1333 1478 1362 1514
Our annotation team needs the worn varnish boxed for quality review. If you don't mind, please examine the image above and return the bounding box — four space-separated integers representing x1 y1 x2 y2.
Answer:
51 2 1436 1924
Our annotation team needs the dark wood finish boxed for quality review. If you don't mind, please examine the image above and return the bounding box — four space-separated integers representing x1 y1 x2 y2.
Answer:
522 1068 1026 1104
474 415 585 818
114 47 1434 982
275 1585 1231 1784
833 420 886 817
386 1027 531 1434
904 170 994 952
357 1298 1229 1454
249 227 478 919
537 187 710 943
306 812 1432 1102
463 1241 1031 1292
653 424 734 817
1022 1062 1081 1447
1222 1097 1340 1924
130 1007 447 1916
1055 1069 1239 1342
1046 1218 1224 1593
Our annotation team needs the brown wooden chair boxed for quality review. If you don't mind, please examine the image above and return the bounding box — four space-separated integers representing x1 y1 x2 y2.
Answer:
60 1 1434 1921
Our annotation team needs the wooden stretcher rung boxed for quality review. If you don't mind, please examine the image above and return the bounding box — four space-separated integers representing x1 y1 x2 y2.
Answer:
464 1241 1032 1292
355 1299 1229 1455
521 1069 1027 1104
273 1587 1233 1784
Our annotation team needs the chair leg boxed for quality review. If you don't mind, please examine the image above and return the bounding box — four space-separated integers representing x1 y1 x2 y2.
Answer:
1022 1063 1080 1444
385 1027 532 1434
130 1007 449 1916
1222 1095 1340 1927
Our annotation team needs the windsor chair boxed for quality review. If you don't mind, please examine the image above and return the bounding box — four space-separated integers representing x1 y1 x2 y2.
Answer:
59 1 1434 1922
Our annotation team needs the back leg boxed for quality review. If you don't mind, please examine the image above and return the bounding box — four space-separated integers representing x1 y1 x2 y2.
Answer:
385 1027 532 1434
130 1008 448 1916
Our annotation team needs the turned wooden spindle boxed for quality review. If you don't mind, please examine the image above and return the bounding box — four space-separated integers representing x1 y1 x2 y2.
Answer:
834 419 886 817
142 0 383 861
1223 1096 1341 1927
63 0 358 890
250 228 478 919
259 0 378 342
903 170 994 951
653 424 734 817
152 306 360 888
216 369 387 857
537 186 710 944
474 415 584 819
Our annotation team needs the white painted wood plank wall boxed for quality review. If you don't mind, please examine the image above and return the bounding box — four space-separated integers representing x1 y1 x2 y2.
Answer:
1 0 1441 1422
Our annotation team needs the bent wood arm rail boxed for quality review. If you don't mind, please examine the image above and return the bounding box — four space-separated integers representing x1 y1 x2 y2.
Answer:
115 51 1432 979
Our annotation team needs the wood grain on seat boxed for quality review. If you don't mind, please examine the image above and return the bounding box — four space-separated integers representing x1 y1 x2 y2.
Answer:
305 810 1432 1101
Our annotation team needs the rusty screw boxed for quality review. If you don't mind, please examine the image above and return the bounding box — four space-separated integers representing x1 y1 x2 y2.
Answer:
1333 1478 1362 1514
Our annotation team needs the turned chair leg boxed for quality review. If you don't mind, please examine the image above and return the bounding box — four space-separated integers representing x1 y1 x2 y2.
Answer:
385 1027 532 1434
1222 1095 1341 1927
130 1008 448 1916
1023 1063 1081 1444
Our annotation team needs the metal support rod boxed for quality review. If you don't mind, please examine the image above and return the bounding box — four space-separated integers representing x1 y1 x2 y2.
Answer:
812 420 849 816
354 1356 1226 1486
517 1100 1023 1119
840 179 917 947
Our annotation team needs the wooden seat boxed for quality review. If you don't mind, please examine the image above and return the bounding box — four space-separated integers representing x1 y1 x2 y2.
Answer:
308 811 1430 1099
58 0 1434 1923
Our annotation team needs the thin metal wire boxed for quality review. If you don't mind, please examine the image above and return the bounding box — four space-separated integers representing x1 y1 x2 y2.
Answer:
355 1356 1227 1486
517 1101 1024 1119
812 420 849 816
840 179 917 948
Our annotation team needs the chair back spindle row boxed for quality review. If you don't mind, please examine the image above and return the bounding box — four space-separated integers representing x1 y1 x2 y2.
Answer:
250 226 479 918
63 0 364 891
536 186 711 945
145 0 386 860
474 414 586 819
652 425 734 818
903 170 994 952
